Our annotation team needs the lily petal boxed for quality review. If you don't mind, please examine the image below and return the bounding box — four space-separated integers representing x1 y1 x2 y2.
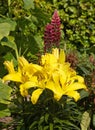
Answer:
31 89 43 104
20 80 38 89
46 81 63 101
4 60 15 74
20 84 29 97
66 91 80 101
59 49 65 64
18 56 29 68
3 73 22 82
66 82 87 92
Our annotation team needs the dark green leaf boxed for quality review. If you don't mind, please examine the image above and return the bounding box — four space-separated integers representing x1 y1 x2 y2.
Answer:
0 79 12 104
1 36 17 51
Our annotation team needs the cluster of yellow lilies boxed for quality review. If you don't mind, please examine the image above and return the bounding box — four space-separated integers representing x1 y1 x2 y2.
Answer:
3 48 87 104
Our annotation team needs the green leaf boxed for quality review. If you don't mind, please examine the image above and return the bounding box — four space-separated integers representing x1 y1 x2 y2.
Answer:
0 18 16 40
93 114 95 127
80 90 89 99
80 111 91 130
44 113 49 123
29 121 38 129
0 23 11 40
3 52 17 67
1 36 17 51
49 123 53 130
0 103 11 118
43 126 49 130
54 125 63 130
23 0 34 10
0 79 12 104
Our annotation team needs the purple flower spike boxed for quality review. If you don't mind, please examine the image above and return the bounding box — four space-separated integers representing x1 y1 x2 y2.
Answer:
44 10 61 52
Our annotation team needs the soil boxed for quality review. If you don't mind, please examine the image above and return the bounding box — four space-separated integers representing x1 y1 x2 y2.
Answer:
0 117 13 130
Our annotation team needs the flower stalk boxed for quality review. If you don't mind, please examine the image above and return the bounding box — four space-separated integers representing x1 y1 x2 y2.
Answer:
44 10 61 52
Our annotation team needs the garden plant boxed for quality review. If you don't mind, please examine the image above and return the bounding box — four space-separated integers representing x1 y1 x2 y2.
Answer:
0 0 95 130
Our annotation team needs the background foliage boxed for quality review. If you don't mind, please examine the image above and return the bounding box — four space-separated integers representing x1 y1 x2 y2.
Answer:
0 0 95 129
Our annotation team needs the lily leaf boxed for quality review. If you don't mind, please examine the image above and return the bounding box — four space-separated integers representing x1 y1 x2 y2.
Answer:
0 103 11 118
23 0 34 10
0 79 12 104
1 36 17 51
80 111 91 130
0 18 16 40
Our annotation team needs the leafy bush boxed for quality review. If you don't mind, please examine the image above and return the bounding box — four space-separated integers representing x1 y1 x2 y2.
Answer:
0 0 95 130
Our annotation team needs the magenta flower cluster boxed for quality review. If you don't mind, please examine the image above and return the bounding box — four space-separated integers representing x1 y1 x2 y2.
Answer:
44 10 61 52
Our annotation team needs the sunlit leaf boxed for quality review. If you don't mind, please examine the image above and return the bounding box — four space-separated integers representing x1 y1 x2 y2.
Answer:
80 111 91 130
0 18 16 40
0 79 12 104
0 104 11 118
1 36 17 51
23 0 34 10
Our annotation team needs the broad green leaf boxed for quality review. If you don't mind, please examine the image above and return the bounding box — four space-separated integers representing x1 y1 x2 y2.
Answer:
0 108 11 118
80 111 91 130
23 0 34 10
0 79 12 104
0 103 11 117
0 18 16 40
80 90 89 99
0 23 11 40
1 36 17 51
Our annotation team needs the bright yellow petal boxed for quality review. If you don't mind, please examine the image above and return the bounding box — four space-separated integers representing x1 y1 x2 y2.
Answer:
59 70 67 87
59 49 65 64
52 48 65 64
4 60 15 74
66 82 87 92
52 71 60 85
46 81 55 92
20 84 29 97
31 89 43 104
54 92 63 101
41 53 57 66
21 80 38 89
46 81 63 101
3 73 22 82
75 75 85 83
18 56 29 68
52 48 59 60
66 91 80 101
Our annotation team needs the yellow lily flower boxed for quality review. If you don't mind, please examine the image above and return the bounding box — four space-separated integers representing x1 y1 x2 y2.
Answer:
41 48 87 101
52 48 65 64
4 60 15 74
3 48 87 104
3 57 47 104
3 60 22 82
31 89 43 104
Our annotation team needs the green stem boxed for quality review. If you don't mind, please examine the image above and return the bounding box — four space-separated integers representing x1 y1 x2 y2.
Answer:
15 48 19 59
8 0 11 17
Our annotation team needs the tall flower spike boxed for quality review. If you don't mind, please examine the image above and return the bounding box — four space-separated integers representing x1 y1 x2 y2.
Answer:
44 24 54 52
51 9 61 47
44 10 61 52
